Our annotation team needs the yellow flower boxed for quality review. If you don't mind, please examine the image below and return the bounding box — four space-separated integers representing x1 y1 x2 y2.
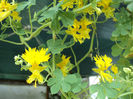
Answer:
97 0 115 20
11 11 22 21
56 55 72 76
22 48 50 65
59 0 84 11
59 0 75 11
92 55 113 83
111 65 118 74
0 0 17 22
97 0 112 8
22 48 50 87
66 17 92 44
0 11 10 21
27 68 46 88
75 0 83 8
94 55 112 70
102 7 115 19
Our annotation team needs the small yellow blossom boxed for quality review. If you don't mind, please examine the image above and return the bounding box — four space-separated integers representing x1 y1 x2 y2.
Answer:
92 55 117 83
27 69 45 88
94 55 112 70
22 48 50 87
102 7 115 19
59 0 84 11
111 65 118 74
97 0 115 20
56 55 73 76
59 0 75 11
11 11 22 21
75 0 83 8
0 0 17 22
97 0 112 8
0 11 10 21
79 6 99 15
66 17 92 43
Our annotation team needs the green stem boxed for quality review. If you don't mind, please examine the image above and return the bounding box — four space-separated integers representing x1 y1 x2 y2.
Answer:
96 19 108 23
118 92 133 98
75 87 90 98
20 36 30 48
73 3 92 12
66 40 75 48
70 47 79 73
52 54 55 71
9 17 17 33
44 74 50 83
62 34 68 44
60 89 69 99
0 39 23 45
53 0 56 6
35 37 42 45
28 5 33 33
95 32 99 55
52 30 56 71
24 22 51 41
77 25 96 66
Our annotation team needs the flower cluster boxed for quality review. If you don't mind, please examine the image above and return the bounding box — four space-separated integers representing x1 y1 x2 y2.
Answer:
66 17 92 44
0 0 21 22
92 55 118 83
56 55 73 76
97 0 116 20
22 48 51 88
59 0 83 11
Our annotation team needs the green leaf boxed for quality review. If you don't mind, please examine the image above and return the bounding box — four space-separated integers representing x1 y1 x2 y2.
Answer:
72 86 81 93
124 0 133 3
113 24 129 37
51 16 61 33
123 48 131 57
38 6 59 22
47 78 56 86
59 11 75 27
64 74 77 84
70 74 87 93
97 87 106 99
28 0 36 5
111 0 122 8
65 38 74 47
16 0 36 12
111 44 123 57
53 69 63 79
16 1 29 12
90 84 99 94
0 34 8 39
81 82 88 89
50 83 61 94
16 29 26 36
47 39 67 54
127 2 133 12
48 69 63 94
108 81 124 89
105 87 118 98
62 81 71 92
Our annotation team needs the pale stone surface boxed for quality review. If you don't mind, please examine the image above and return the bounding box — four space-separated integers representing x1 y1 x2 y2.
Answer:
0 84 46 99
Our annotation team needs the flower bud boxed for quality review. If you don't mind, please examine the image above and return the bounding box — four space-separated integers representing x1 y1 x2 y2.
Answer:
129 66 133 70
130 72 133 76
15 60 23 65
95 7 102 15
26 63 31 67
14 55 20 61
123 67 131 74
